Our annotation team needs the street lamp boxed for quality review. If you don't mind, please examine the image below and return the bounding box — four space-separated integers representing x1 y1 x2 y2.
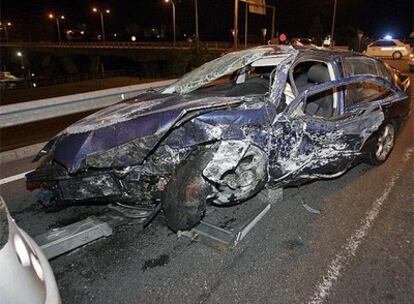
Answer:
164 0 176 47
0 21 12 42
16 51 25 71
48 13 65 43
92 7 110 42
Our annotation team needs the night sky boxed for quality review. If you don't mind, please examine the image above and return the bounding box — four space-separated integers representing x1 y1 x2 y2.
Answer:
1 0 413 41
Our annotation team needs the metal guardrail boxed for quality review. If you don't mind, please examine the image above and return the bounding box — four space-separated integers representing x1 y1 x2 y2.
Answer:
0 79 176 128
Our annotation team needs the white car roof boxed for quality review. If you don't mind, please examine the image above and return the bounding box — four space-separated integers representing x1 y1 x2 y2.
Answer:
373 39 404 44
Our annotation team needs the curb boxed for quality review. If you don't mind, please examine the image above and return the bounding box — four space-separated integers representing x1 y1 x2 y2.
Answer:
0 142 46 164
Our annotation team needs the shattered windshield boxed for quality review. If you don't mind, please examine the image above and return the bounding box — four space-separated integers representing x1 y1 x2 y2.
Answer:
163 47 288 95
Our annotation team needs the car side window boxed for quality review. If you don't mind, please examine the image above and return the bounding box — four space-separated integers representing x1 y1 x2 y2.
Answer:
345 81 391 108
292 61 331 94
291 87 336 119
371 41 383 47
371 40 396 47
291 80 391 119
343 57 378 77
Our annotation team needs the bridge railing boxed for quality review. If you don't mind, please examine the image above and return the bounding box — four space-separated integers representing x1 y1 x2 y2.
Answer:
1 41 233 50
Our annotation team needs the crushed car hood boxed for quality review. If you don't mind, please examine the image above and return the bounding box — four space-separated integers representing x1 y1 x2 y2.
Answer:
49 92 242 173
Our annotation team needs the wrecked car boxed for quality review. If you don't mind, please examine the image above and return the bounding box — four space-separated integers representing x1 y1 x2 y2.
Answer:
26 46 411 232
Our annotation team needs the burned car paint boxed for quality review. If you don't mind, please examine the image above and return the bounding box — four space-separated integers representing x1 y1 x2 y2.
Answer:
27 46 411 231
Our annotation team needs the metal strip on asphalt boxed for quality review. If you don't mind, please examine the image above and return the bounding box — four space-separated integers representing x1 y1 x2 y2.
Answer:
0 170 33 185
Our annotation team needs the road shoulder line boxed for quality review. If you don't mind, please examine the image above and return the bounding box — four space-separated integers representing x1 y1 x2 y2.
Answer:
307 147 414 304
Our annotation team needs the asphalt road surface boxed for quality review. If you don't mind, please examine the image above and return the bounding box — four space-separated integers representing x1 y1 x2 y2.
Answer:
0 61 413 304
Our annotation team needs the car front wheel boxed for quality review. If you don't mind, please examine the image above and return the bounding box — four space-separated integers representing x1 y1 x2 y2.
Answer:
162 150 213 232
366 122 396 165
392 51 403 59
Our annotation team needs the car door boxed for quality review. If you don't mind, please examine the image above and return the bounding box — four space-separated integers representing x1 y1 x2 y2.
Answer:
382 41 396 57
267 75 404 186
368 42 381 56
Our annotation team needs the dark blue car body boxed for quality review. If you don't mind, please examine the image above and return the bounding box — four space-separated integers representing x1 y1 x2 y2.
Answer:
27 46 410 226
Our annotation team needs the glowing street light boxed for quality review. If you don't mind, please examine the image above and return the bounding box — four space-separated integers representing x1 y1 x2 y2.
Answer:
164 0 176 47
0 21 12 42
16 51 25 71
92 7 110 42
48 13 65 43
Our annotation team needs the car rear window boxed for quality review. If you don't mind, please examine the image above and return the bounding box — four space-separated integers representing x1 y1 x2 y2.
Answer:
0 199 9 250
342 57 379 77
345 81 391 108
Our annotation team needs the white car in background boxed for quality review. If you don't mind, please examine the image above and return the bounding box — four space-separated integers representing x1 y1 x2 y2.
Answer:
366 39 410 59
0 196 60 304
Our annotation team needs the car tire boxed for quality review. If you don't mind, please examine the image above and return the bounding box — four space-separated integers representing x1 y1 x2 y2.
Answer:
365 122 396 166
162 150 213 232
392 51 403 59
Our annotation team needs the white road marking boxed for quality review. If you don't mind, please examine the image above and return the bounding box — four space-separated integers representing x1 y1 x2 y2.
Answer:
308 147 413 304
0 170 33 185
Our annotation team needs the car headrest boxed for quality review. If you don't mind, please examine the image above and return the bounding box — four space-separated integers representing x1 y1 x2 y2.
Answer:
307 64 330 84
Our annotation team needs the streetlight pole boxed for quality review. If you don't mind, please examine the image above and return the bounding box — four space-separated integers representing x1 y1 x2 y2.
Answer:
239 1 276 45
48 14 64 43
330 0 337 47
56 18 62 43
244 2 248 48
194 0 199 40
234 0 239 49
1 22 11 43
165 0 176 47
92 8 110 42
100 11 106 42
271 7 276 40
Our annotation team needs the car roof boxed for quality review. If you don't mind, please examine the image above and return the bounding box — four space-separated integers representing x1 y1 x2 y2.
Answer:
255 45 351 58
373 39 402 43
229 45 371 63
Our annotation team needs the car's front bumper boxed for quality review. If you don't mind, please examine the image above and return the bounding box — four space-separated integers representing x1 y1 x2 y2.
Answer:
26 163 164 205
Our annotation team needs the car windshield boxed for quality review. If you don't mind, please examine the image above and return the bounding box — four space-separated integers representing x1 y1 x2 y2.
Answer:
163 47 290 96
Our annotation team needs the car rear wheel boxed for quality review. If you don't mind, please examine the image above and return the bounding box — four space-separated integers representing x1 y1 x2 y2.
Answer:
366 122 396 165
162 150 213 232
392 51 403 59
